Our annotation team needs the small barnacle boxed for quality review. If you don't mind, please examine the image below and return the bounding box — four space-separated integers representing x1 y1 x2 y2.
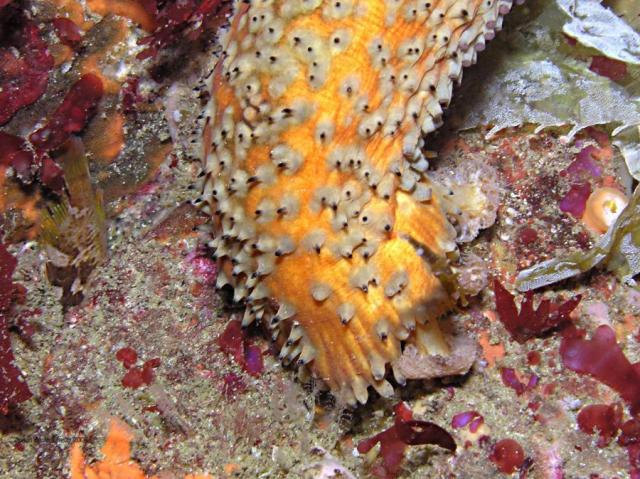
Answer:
309 58 330 89
345 190 372 218
384 270 409 298
315 119 336 144
242 308 256 327
254 162 278 185
349 264 378 292
277 194 300 218
228 205 246 224
217 148 233 171
255 198 277 223
255 254 276 277
270 144 303 173
273 301 296 323
375 318 391 340
279 341 301 362
330 28 352 53
229 169 250 195
411 156 430 172
311 282 332 301
355 162 379 185
248 282 270 301
326 147 346 171
233 284 249 302
368 352 387 381
421 115 438 134
413 183 432 202
302 229 327 253
373 211 394 234
274 235 296 256
337 302 356 324
323 0 354 20
399 169 419 192
312 186 341 212
341 180 362 202
297 343 316 365
288 98 316 124
340 75 360 98
376 173 396 200
286 324 304 345
254 234 276 253
359 238 380 260
333 230 364 257
331 211 350 232
357 110 385 138
262 18 284 44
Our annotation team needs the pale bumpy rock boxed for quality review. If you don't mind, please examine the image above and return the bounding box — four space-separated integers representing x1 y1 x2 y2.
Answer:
199 0 515 404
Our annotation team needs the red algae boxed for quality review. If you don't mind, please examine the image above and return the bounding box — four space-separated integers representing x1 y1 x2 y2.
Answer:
117 348 160 389
527 351 541 366
115 347 138 369
144 358 161 369
121 368 148 389
577 403 622 447
30 74 104 151
501 368 526 395
217 320 244 365
619 419 640 447
243 344 263 377
451 411 483 433
560 325 640 414
217 320 265 377
121 76 142 116
618 419 640 478
0 131 64 191
490 438 525 474
136 0 228 60
0 132 36 182
493 280 581 343
559 182 591 218
39 155 64 192
52 18 83 47
589 56 627 81
518 227 538 246
500 367 538 396
221 372 246 399
121 362 158 389
564 146 603 179
357 402 455 479
0 11 54 125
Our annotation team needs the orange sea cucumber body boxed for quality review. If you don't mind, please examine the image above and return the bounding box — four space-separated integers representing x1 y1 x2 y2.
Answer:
201 0 514 404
